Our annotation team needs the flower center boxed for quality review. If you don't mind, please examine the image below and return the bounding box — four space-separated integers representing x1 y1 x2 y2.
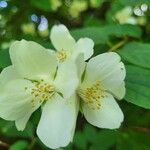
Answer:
56 50 68 63
78 81 106 110
30 80 55 107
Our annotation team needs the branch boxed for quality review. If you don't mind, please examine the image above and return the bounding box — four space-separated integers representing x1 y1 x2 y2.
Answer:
108 37 128 52
0 140 9 148
28 138 37 150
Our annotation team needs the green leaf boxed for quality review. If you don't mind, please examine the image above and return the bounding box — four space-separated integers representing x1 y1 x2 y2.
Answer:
91 129 118 150
1 121 34 138
30 0 61 11
84 124 97 143
118 0 150 6
122 103 150 126
117 130 150 150
74 131 87 150
30 0 51 11
84 16 103 27
9 140 29 150
125 65 150 108
119 42 150 69
90 0 104 8
71 24 142 45
103 24 142 38
0 49 11 68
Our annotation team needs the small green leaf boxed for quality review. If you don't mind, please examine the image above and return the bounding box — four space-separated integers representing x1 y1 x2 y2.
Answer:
9 140 29 150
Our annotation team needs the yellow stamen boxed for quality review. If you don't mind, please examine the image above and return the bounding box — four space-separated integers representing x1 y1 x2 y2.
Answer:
31 80 55 107
57 50 68 63
78 81 106 110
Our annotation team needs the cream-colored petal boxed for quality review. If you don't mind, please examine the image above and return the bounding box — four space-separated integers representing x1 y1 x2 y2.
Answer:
109 82 126 100
37 93 78 149
84 52 126 99
83 93 124 129
75 53 86 79
50 24 76 51
15 113 31 131
72 38 94 60
102 63 126 100
54 60 79 99
0 79 41 131
9 40 57 80
0 66 20 89
85 52 121 81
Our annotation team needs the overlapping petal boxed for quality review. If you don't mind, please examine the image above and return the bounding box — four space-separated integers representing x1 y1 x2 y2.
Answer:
75 53 86 79
0 66 20 89
72 38 94 61
10 40 57 80
54 61 79 99
50 24 76 52
37 93 78 149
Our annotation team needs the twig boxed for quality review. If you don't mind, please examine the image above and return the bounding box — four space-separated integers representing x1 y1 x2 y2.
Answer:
108 37 128 52
132 126 150 133
0 140 9 148
28 138 37 150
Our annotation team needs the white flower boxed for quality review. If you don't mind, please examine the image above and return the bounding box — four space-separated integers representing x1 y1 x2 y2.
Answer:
50 24 94 63
77 52 125 129
0 40 79 149
115 7 137 25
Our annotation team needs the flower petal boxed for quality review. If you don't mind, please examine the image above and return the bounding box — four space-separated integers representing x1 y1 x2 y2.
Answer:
85 52 126 99
50 24 76 51
54 61 79 99
110 81 125 100
72 38 94 60
0 66 20 88
15 113 32 131
0 79 41 131
37 93 78 149
102 63 126 100
10 40 57 80
83 93 124 129
75 53 86 79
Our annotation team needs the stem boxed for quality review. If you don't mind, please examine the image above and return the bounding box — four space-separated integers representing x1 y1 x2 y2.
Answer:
0 140 9 148
132 126 150 133
28 138 37 150
108 37 128 52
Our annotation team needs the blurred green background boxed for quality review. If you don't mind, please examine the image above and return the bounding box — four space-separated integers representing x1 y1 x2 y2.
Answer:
0 0 150 150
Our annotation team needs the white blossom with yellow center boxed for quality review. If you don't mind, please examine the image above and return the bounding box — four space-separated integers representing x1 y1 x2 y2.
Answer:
77 52 125 129
0 40 79 149
50 24 94 63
